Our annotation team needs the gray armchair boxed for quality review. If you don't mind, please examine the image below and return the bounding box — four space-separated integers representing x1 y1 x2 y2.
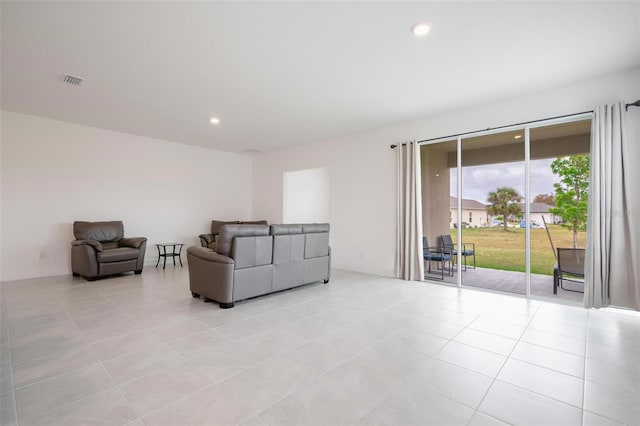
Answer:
71 221 147 280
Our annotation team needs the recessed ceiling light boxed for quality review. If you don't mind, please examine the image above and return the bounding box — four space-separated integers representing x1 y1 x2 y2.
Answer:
210 117 220 125
411 23 430 37
514 134 523 139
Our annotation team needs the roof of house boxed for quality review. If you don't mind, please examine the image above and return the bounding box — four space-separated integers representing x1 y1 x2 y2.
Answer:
450 196 487 210
519 202 555 213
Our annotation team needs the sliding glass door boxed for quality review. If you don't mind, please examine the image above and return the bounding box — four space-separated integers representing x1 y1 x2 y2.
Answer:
420 114 591 302
459 131 526 295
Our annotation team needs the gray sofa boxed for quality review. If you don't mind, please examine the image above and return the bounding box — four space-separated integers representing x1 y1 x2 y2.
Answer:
71 221 147 280
198 220 268 250
188 223 330 308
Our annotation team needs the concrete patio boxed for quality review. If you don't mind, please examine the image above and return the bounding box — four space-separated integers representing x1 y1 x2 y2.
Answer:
426 266 584 304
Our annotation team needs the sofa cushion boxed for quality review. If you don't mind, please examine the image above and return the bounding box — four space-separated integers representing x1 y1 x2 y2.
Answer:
210 220 239 236
217 224 270 257
273 234 305 263
210 220 268 236
232 236 273 269
302 223 330 233
270 224 303 235
97 247 139 263
305 232 330 259
74 221 124 242
240 220 268 226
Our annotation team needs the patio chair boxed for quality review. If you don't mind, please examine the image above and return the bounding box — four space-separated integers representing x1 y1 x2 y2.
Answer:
439 234 476 271
553 248 585 294
423 237 454 280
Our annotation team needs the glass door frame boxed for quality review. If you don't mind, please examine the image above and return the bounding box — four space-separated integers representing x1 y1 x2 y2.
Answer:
419 112 593 297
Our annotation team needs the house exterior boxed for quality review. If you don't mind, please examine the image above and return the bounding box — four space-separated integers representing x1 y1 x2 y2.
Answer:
520 202 560 225
449 196 489 228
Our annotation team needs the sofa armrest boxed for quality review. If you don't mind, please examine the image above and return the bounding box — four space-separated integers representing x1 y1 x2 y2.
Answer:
119 237 147 249
199 234 215 247
71 239 103 252
187 246 234 264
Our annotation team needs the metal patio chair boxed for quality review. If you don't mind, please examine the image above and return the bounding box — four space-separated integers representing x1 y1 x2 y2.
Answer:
423 237 454 280
553 248 585 294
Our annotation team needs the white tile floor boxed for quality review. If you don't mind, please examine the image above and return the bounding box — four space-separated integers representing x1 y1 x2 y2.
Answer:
1 267 639 426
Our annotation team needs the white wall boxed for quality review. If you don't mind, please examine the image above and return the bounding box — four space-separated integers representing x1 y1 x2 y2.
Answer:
283 167 330 224
0 111 253 281
252 67 640 277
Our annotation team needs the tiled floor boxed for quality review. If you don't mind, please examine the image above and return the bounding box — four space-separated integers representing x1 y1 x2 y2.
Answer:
1 267 638 426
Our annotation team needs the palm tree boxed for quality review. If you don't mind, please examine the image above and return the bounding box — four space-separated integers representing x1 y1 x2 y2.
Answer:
487 187 523 232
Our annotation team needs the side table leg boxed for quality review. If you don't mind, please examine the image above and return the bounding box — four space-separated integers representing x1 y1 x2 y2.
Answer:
163 246 167 270
173 244 176 266
155 245 160 268
177 244 184 267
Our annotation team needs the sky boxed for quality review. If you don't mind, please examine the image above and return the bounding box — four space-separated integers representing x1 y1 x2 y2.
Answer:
450 158 559 204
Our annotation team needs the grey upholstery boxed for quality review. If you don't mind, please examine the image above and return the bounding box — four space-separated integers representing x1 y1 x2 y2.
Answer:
272 226 306 291
199 220 268 249
74 221 124 242
188 223 330 308
217 224 270 257
71 221 147 280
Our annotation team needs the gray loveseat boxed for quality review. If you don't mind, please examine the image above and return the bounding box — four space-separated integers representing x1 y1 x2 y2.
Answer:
187 223 330 308
71 221 147 280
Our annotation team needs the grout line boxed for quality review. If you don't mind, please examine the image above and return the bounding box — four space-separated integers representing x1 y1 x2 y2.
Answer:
3 269 638 426
581 310 590 426
4 310 20 426
12 311 114 423
471 298 540 418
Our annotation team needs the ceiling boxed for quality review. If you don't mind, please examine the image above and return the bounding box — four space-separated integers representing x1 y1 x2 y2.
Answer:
2 1 639 154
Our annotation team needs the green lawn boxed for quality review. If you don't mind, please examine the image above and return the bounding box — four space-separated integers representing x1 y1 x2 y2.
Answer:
451 225 586 275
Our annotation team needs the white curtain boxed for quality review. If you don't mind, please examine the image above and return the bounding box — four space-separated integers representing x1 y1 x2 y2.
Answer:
396 141 424 281
585 102 640 310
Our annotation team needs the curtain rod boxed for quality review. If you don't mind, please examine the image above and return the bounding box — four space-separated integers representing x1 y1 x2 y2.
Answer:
390 101 639 149
414 110 593 145
390 110 591 149
626 99 640 110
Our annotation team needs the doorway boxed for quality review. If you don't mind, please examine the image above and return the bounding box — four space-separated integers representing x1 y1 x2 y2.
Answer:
283 167 330 224
420 115 591 303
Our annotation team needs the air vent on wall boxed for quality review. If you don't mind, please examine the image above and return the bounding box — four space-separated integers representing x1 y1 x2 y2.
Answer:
62 74 83 86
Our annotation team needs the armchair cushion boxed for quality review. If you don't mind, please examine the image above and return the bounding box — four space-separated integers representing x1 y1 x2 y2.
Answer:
71 239 103 252
199 234 214 245
119 237 147 249
97 247 140 263
211 221 239 236
74 221 124 242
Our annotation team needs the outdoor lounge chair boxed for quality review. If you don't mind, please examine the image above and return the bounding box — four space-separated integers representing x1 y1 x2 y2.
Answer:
423 237 453 280
440 234 476 271
553 248 585 294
